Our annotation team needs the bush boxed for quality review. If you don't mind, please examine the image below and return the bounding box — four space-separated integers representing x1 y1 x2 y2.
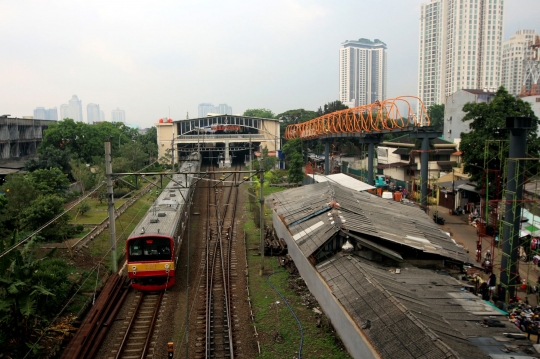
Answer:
79 201 91 216
113 189 130 198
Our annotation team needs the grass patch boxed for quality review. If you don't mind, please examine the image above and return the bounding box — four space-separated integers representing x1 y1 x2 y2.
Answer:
243 188 350 359
70 199 128 225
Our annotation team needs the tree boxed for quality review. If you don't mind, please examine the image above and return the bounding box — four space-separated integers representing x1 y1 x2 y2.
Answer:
316 100 348 116
460 86 540 185
283 138 304 183
20 194 70 241
427 104 445 132
0 174 40 230
275 109 318 143
27 168 70 197
118 141 148 171
243 109 275 119
261 146 277 169
70 159 94 196
25 145 72 172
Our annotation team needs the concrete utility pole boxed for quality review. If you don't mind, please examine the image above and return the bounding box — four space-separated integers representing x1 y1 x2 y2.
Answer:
171 131 175 172
105 142 118 273
259 160 265 276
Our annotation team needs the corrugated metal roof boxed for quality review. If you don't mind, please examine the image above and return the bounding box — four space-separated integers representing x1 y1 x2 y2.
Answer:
307 173 375 191
316 255 526 359
272 182 471 263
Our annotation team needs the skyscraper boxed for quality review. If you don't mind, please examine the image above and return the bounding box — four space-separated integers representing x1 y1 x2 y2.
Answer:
198 103 233 117
339 38 387 108
501 30 539 96
418 0 505 107
100 110 105 122
111 108 126 123
33 107 58 120
60 95 83 122
87 103 101 124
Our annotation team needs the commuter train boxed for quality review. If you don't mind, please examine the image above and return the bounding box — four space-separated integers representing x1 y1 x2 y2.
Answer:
125 152 200 291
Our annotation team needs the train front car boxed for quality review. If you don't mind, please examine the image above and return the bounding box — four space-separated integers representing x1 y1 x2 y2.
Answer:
126 152 200 291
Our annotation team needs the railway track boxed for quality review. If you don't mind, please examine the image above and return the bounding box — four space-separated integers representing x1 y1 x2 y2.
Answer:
109 291 165 359
195 163 241 359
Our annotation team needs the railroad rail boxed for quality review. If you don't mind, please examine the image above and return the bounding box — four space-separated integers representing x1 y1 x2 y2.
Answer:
61 274 131 359
195 163 241 358
111 291 164 359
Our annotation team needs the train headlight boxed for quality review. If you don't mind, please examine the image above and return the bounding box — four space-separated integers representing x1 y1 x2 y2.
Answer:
132 265 137 271
165 264 170 269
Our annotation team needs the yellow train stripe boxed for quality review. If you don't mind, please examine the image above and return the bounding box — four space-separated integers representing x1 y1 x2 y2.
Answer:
129 262 175 272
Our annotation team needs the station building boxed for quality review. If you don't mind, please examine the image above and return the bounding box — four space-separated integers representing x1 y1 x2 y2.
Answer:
156 115 280 167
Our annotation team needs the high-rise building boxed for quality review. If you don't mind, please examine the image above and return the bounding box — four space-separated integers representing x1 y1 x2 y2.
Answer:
60 95 83 122
33 107 58 120
100 110 105 122
111 108 126 123
418 0 505 107
87 103 101 124
198 103 233 117
339 38 387 107
501 30 539 96
34 107 46 120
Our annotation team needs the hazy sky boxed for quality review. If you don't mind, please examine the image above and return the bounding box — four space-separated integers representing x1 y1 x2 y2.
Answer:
1 0 538 128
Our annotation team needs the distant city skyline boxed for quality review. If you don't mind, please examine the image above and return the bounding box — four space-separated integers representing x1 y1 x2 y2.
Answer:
198 103 233 118
87 103 101 124
60 95 83 122
33 107 58 121
111 108 126 123
1 1 537 127
501 29 539 96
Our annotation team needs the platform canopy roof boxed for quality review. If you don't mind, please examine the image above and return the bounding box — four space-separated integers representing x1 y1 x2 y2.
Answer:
307 173 375 192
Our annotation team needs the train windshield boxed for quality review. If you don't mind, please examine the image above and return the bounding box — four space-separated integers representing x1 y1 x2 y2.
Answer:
128 237 172 262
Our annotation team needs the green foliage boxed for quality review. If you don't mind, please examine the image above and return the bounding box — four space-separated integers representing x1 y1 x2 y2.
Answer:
118 141 149 171
79 201 91 216
283 138 304 183
460 86 540 185
25 145 72 172
0 236 76 357
275 109 318 141
70 158 95 196
243 108 275 119
316 100 348 116
427 103 445 132
20 194 70 241
27 168 70 197
261 146 277 169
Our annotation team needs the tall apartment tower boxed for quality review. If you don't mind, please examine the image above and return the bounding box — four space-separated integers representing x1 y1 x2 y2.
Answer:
87 103 101 124
339 38 387 107
501 30 539 96
198 103 233 117
33 107 58 120
60 95 83 122
418 0 505 107
111 108 126 123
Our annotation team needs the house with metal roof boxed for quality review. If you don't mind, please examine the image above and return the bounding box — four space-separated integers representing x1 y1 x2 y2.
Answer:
376 135 461 189
271 182 535 359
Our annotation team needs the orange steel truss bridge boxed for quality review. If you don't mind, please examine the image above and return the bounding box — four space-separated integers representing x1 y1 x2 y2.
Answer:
283 96 440 208
284 96 431 140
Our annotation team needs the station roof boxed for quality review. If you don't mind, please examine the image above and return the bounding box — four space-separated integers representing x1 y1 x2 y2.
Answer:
307 173 375 192
271 182 471 263
272 182 535 358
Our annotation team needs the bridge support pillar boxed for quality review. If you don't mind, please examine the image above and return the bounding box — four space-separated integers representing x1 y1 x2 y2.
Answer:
409 127 441 209
500 117 533 301
324 141 330 175
224 140 231 167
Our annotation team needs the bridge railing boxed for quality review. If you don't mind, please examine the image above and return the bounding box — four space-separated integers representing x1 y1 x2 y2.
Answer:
285 96 431 140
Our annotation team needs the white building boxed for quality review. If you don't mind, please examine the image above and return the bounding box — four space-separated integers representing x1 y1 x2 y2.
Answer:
418 0 505 107
339 38 387 107
198 103 232 117
501 30 539 96
60 95 83 122
100 110 105 122
111 108 126 123
87 103 101 124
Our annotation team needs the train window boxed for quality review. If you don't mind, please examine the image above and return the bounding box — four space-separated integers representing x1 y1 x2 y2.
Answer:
128 237 172 261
